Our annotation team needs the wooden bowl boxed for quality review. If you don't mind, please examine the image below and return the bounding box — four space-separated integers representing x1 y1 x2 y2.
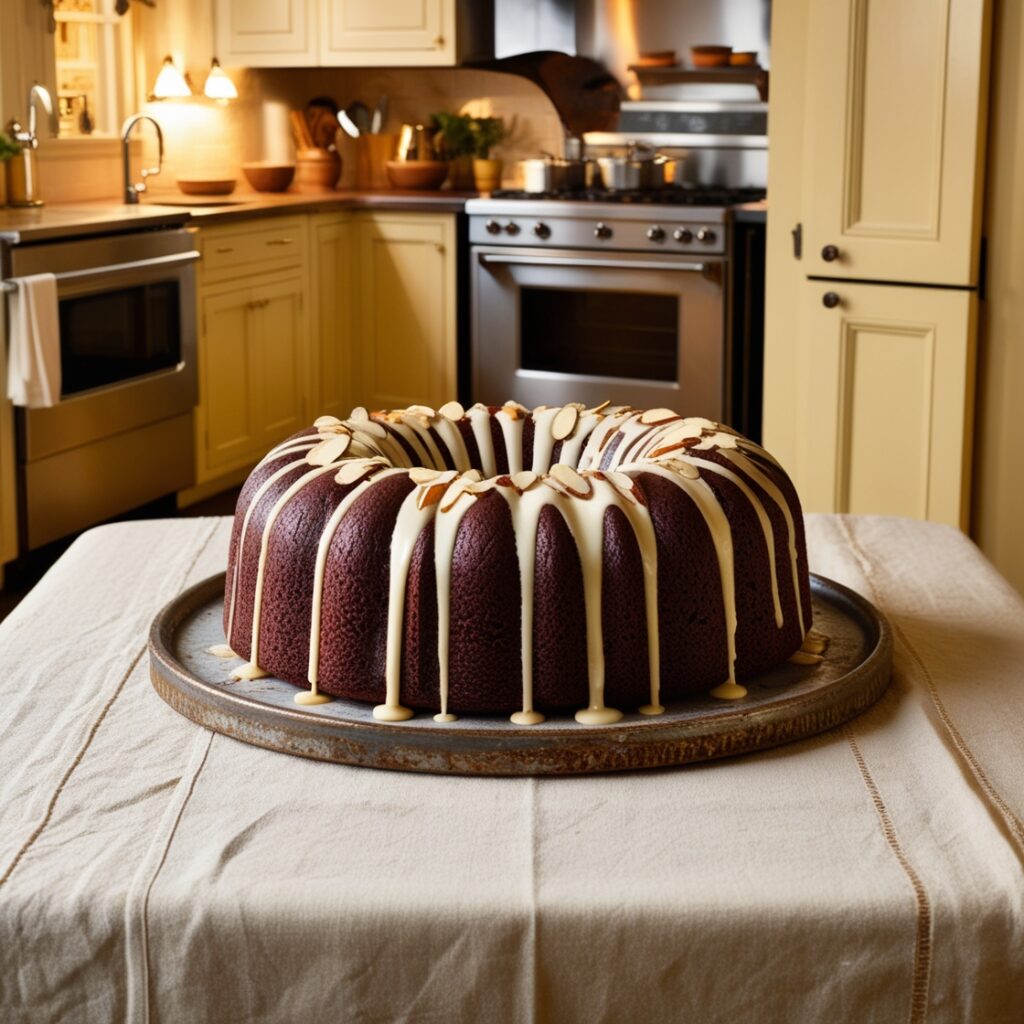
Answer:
729 51 759 66
177 178 236 196
241 162 296 192
385 159 449 191
636 50 677 68
293 148 341 192
691 45 732 68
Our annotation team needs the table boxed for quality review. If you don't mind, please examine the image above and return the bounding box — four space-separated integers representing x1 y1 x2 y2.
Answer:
1 516 1022 1023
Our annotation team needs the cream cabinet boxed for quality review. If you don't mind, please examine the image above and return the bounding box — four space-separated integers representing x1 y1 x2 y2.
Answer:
800 0 990 286
763 0 990 529
191 218 311 490
213 0 318 67
796 281 976 528
351 211 456 410
0 321 17 576
216 0 490 67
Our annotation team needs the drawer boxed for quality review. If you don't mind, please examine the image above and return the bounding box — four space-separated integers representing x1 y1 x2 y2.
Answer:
199 217 306 281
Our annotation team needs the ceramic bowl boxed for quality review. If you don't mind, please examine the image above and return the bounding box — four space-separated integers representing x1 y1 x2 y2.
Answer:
241 162 296 192
177 178 237 196
385 160 449 191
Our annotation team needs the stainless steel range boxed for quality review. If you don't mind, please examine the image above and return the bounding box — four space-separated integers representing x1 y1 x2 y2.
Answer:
467 187 763 426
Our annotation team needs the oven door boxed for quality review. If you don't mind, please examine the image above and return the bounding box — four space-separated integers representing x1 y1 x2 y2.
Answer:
12 231 199 462
472 246 726 418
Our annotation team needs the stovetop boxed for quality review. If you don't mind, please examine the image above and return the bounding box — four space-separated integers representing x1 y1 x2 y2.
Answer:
487 185 767 206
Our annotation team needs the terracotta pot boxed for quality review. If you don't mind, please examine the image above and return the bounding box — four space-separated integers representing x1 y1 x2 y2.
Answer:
473 157 503 193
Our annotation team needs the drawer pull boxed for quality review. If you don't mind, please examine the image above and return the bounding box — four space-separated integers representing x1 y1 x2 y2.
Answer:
266 238 294 247
215 247 234 254
822 291 841 309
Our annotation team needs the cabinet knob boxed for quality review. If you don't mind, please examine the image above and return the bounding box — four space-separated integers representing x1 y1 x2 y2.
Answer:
821 244 840 262
822 291 841 309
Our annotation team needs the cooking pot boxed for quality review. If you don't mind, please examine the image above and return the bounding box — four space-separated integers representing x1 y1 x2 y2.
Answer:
596 143 686 190
520 155 586 193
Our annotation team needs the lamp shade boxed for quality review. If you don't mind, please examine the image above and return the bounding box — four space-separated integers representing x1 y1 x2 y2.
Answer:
152 56 192 99
204 59 238 101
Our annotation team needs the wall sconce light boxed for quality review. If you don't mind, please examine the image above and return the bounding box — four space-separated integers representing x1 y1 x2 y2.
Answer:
151 56 192 100
203 59 238 102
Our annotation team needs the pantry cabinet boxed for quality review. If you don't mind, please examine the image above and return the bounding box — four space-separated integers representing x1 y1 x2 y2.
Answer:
796 280 976 528
800 0 990 286
309 213 355 420
351 212 457 410
215 0 491 68
763 0 990 529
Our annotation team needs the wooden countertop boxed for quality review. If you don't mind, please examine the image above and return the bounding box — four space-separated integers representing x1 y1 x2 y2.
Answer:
0 189 478 245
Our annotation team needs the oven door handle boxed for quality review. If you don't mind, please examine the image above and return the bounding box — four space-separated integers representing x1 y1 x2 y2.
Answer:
478 253 711 274
2 250 200 293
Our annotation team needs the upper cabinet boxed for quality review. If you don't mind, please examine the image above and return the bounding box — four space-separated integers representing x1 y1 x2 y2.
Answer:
216 0 492 68
800 0 991 286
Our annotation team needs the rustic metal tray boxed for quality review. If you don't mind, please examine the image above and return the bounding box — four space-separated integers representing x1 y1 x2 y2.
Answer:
149 572 892 776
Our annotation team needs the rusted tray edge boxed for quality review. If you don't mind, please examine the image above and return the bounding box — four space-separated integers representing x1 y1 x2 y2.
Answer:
148 572 893 775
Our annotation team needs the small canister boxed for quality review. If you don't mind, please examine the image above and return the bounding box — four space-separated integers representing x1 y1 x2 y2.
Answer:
5 119 43 207
293 147 342 192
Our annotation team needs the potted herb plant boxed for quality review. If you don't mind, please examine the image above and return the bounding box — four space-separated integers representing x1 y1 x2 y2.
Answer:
469 116 507 192
0 131 19 206
432 111 476 190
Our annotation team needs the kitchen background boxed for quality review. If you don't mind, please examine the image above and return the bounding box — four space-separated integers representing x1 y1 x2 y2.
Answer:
0 0 1022 599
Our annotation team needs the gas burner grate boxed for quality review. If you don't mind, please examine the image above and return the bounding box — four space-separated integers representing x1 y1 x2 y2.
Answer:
488 186 767 206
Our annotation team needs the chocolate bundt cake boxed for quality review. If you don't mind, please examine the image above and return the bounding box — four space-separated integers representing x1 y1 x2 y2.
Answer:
222 401 812 725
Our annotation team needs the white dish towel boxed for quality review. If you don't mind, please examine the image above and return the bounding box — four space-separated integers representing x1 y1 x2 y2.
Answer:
6 273 61 407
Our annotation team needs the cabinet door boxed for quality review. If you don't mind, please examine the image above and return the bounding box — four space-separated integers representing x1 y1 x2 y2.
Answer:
215 0 318 67
798 280 976 527
310 215 354 421
253 277 309 449
198 287 259 478
320 0 454 65
802 0 990 285
353 213 456 410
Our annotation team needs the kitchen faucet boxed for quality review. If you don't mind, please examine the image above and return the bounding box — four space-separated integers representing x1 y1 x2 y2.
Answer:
121 114 164 204
26 84 58 139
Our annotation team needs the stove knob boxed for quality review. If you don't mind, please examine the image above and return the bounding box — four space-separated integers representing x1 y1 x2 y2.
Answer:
696 227 717 244
533 222 551 240
673 227 694 244
485 219 501 235
646 226 665 242
594 222 613 240
504 221 520 236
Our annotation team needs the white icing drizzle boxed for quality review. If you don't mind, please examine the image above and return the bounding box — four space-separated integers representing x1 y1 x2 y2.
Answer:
467 404 497 477
686 455 784 629
235 404 810 720
495 409 525 475
719 447 807 638
374 485 435 722
529 407 561 473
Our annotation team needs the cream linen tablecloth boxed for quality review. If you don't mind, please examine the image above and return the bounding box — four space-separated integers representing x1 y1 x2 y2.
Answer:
1 515 1022 1023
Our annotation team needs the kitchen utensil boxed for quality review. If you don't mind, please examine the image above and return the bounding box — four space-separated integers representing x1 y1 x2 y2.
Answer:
289 110 314 150
347 101 371 135
355 132 399 189
385 159 449 190
371 95 388 135
337 109 360 139
241 162 296 192
397 123 435 161
691 45 733 67
177 178 237 196
519 155 585 193
294 148 341 191
307 97 341 149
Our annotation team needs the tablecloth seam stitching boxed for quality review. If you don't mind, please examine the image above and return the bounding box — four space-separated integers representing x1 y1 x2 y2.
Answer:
843 723 932 1024
836 515 1024 858
133 729 215 1024
0 520 220 892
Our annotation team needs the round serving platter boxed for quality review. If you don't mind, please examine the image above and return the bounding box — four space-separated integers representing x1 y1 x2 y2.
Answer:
149 572 892 776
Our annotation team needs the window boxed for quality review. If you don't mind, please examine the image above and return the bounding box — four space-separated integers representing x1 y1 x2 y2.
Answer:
53 0 133 137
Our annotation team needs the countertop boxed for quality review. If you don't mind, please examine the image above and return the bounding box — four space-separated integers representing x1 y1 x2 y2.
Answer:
0 188 479 245
1 514 1022 1022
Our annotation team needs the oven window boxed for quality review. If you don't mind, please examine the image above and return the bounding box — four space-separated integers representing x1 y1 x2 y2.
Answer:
59 280 181 396
520 287 678 381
